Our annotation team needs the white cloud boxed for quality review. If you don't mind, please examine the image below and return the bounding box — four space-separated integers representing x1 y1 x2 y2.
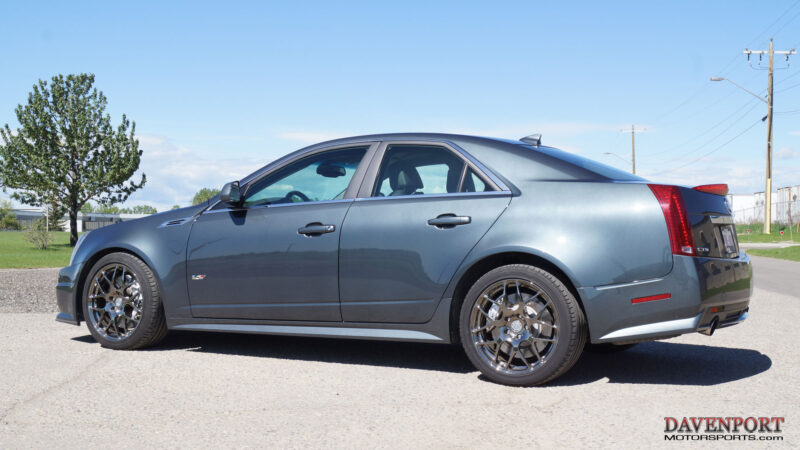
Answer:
121 134 270 211
776 146 800 160
790 131 800 136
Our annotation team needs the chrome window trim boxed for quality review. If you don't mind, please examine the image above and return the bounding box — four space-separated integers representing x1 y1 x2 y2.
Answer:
354 190 510 203
201 199 354 215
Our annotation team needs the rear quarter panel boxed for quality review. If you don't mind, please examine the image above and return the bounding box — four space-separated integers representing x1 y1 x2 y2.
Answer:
451 180 673 290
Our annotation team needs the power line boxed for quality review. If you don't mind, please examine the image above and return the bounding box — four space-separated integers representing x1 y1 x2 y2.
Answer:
646 96 761 159
646 1 800 125
653 119 762 176
774 80 800 93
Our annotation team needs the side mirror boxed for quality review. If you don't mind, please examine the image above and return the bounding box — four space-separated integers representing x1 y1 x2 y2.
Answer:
219 181 242 206
316 162 346 178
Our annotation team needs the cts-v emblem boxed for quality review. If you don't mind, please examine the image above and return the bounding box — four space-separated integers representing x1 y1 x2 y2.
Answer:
191 274 207 280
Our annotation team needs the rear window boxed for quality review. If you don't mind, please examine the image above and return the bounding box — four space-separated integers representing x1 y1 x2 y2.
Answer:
520 145 646 181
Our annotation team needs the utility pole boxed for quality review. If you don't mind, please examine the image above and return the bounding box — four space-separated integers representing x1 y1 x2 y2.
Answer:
744 39 796 234
620 125 644 174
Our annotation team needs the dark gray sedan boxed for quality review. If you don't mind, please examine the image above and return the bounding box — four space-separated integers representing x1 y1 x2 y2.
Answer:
56 133 752 386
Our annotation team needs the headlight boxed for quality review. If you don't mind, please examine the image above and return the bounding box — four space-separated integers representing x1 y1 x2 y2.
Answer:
69 232 89 265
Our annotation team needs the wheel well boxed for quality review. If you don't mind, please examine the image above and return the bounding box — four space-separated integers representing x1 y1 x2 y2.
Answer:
448 252 586 344
74 247 147 323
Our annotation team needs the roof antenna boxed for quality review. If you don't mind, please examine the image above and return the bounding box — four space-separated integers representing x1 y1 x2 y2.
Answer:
520 134 542 146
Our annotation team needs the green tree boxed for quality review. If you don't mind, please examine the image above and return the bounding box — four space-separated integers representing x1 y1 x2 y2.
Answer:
0 199 20 230
171 204 180 210
94 204 121 214
122 204 157 215
192 187 220 205
0 73 145 246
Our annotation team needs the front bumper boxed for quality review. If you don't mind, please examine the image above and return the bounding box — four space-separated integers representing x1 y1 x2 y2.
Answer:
55 262 83 325
581 253 752 343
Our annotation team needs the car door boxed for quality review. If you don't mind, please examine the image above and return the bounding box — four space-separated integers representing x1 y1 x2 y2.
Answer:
338 141 511 323
186 144 375 321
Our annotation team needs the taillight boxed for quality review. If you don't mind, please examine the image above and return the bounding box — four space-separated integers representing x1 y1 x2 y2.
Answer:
648 184 695 256
693 184 729 196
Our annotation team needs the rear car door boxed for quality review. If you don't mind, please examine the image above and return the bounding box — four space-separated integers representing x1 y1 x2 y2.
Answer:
338 141 511 323
186 144 375 321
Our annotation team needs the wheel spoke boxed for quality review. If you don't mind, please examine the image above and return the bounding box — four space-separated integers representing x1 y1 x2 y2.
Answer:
505 347 516 368
530 318 557 330
475 304 494 321
518 351 532 369
472 322 495 334
482 294 501 306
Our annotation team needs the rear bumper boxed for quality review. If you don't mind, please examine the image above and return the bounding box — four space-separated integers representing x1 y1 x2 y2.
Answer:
55 262 82 326
581 253 752 343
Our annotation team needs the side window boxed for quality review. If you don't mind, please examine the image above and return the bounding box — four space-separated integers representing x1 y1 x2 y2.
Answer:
243 146 368 207
372 145 465 197
460 168 489 193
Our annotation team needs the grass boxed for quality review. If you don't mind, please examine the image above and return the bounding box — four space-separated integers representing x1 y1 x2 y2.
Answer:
0 231 73 269
735 223 798 244
747 246 800 262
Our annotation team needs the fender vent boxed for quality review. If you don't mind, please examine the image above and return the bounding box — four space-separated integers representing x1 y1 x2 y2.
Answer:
159 217 191 228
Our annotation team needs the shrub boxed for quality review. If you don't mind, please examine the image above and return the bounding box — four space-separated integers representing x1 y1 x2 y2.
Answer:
24 218 53 249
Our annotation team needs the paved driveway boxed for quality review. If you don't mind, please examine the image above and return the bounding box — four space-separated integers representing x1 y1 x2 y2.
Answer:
0 257 797 448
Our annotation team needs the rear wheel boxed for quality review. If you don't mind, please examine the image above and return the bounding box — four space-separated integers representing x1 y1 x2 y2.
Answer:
459 264 586 386
82 252 167 350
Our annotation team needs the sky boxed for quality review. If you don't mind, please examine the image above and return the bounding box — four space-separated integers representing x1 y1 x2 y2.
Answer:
1 0 800 211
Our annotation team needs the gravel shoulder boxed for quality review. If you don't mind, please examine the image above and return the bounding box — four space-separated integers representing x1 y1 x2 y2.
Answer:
0 268 59 313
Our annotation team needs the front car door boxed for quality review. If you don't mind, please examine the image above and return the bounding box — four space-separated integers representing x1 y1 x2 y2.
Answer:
339 141 512 323
186 144 375 321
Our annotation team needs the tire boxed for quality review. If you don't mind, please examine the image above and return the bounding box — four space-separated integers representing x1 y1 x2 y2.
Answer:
459 264 586 386
587 343 638 353
82 252 168 350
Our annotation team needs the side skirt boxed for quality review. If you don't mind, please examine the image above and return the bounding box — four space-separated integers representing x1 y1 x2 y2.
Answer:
167 297 454 344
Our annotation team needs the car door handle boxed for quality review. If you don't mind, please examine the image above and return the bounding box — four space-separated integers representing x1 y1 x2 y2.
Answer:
298 223 336 236
427 214 471 229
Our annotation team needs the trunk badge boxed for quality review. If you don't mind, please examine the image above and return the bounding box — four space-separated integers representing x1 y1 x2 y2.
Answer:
191 274 207 280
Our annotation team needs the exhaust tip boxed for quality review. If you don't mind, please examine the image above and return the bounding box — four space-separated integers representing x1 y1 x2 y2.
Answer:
700 317 718 336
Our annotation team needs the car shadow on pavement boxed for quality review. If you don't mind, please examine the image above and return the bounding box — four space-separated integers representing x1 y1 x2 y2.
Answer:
72 333 771 385
551 341 772 386
74 331 477 374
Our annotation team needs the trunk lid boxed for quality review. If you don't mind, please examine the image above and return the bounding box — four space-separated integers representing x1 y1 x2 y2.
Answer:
680 186 739 259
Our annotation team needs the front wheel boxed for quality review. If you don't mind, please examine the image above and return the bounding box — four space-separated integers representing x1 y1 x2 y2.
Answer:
82 252 168 350
459 264 586 386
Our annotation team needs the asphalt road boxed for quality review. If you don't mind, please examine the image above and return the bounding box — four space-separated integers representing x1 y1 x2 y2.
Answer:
0 257 798 448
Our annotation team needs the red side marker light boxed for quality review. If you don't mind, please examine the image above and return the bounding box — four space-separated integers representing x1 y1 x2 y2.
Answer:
632 293 671 304
693 184 729 196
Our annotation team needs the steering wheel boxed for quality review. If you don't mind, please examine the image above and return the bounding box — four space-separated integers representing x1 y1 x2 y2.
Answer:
284 190 311 203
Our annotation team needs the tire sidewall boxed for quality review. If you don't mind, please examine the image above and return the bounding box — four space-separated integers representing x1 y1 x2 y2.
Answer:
459 265 578 386
82 253 158 350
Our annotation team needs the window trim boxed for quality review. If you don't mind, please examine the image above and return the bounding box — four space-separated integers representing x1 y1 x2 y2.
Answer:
355 140 509 199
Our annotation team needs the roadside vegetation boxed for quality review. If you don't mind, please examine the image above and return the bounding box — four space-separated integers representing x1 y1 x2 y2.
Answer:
735 223 797 243
747 246 800 262
0 231 73 268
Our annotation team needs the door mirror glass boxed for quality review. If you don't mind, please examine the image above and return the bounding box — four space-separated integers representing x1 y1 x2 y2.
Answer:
219 181 242 205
